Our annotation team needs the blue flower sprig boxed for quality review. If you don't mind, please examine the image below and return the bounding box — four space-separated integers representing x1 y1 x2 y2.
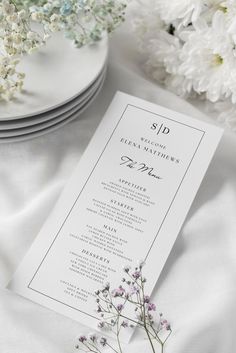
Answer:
30 0 127 47
0 0 126 100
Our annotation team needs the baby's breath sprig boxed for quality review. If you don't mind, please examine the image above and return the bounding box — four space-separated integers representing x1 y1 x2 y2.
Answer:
75 262 172 353
0 0 127 101
29 0 127 48
0 57 25 101
0 0 45 100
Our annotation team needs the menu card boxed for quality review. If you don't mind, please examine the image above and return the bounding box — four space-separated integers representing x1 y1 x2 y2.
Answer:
8 91 223 335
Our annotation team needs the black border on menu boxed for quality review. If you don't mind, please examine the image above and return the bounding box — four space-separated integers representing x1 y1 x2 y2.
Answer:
27 103 205 319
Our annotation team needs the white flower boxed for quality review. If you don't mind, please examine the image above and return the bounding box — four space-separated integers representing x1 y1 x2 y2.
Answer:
179 11 236 102
147 31 181 76
2 0 15 15
197 1 229 23
154 0 203 26
131 0 165 51
131 0 236 130
18 9 27 20
27 31 38 41
165 74 194 98
0 0 45 100
31 12 43 21
50 13 61 22
130 0 169 82
216 100 236 132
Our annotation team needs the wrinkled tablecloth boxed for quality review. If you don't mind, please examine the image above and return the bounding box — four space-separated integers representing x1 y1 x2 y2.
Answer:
1 23 236 353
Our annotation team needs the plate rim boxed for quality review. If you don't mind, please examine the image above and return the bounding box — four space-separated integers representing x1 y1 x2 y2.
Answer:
0 70 106 137
0 34 108 121
0 65 107 130
0 71 105 143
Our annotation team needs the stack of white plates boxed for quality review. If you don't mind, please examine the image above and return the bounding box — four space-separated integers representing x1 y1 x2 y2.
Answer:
0 33 108 143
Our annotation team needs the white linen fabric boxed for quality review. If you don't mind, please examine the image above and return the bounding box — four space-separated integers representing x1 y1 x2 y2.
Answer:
1 23 236 353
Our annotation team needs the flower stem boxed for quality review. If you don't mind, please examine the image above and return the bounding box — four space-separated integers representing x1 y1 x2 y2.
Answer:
116 315 123 353
141 291 156 352
161 343 164 353
106 342 120 353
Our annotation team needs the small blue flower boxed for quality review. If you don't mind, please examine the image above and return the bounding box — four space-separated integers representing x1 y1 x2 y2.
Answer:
78 0 87 7
60 1 72 16
42 3 52 14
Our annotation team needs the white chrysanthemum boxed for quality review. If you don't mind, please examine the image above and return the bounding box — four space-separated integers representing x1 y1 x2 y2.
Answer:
130 0 167 82
164 74 196 98
145 30 181 83
215 100 236 132
222 0 236 20
131 0 165 51
221 0 236 41
199 0 230 23
154 0 203 25
179 11 236 102
131 0 236 130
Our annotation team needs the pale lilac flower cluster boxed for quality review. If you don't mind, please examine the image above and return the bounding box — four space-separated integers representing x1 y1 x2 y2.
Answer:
76 262 172 353
75 333 109 351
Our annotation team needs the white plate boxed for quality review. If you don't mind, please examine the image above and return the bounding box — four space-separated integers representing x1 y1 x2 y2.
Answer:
0 66 107 130
0 33 108 121
0 71 106 138
0 72 105 143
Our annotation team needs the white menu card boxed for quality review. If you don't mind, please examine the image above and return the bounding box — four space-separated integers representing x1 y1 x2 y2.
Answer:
8 91 223 334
